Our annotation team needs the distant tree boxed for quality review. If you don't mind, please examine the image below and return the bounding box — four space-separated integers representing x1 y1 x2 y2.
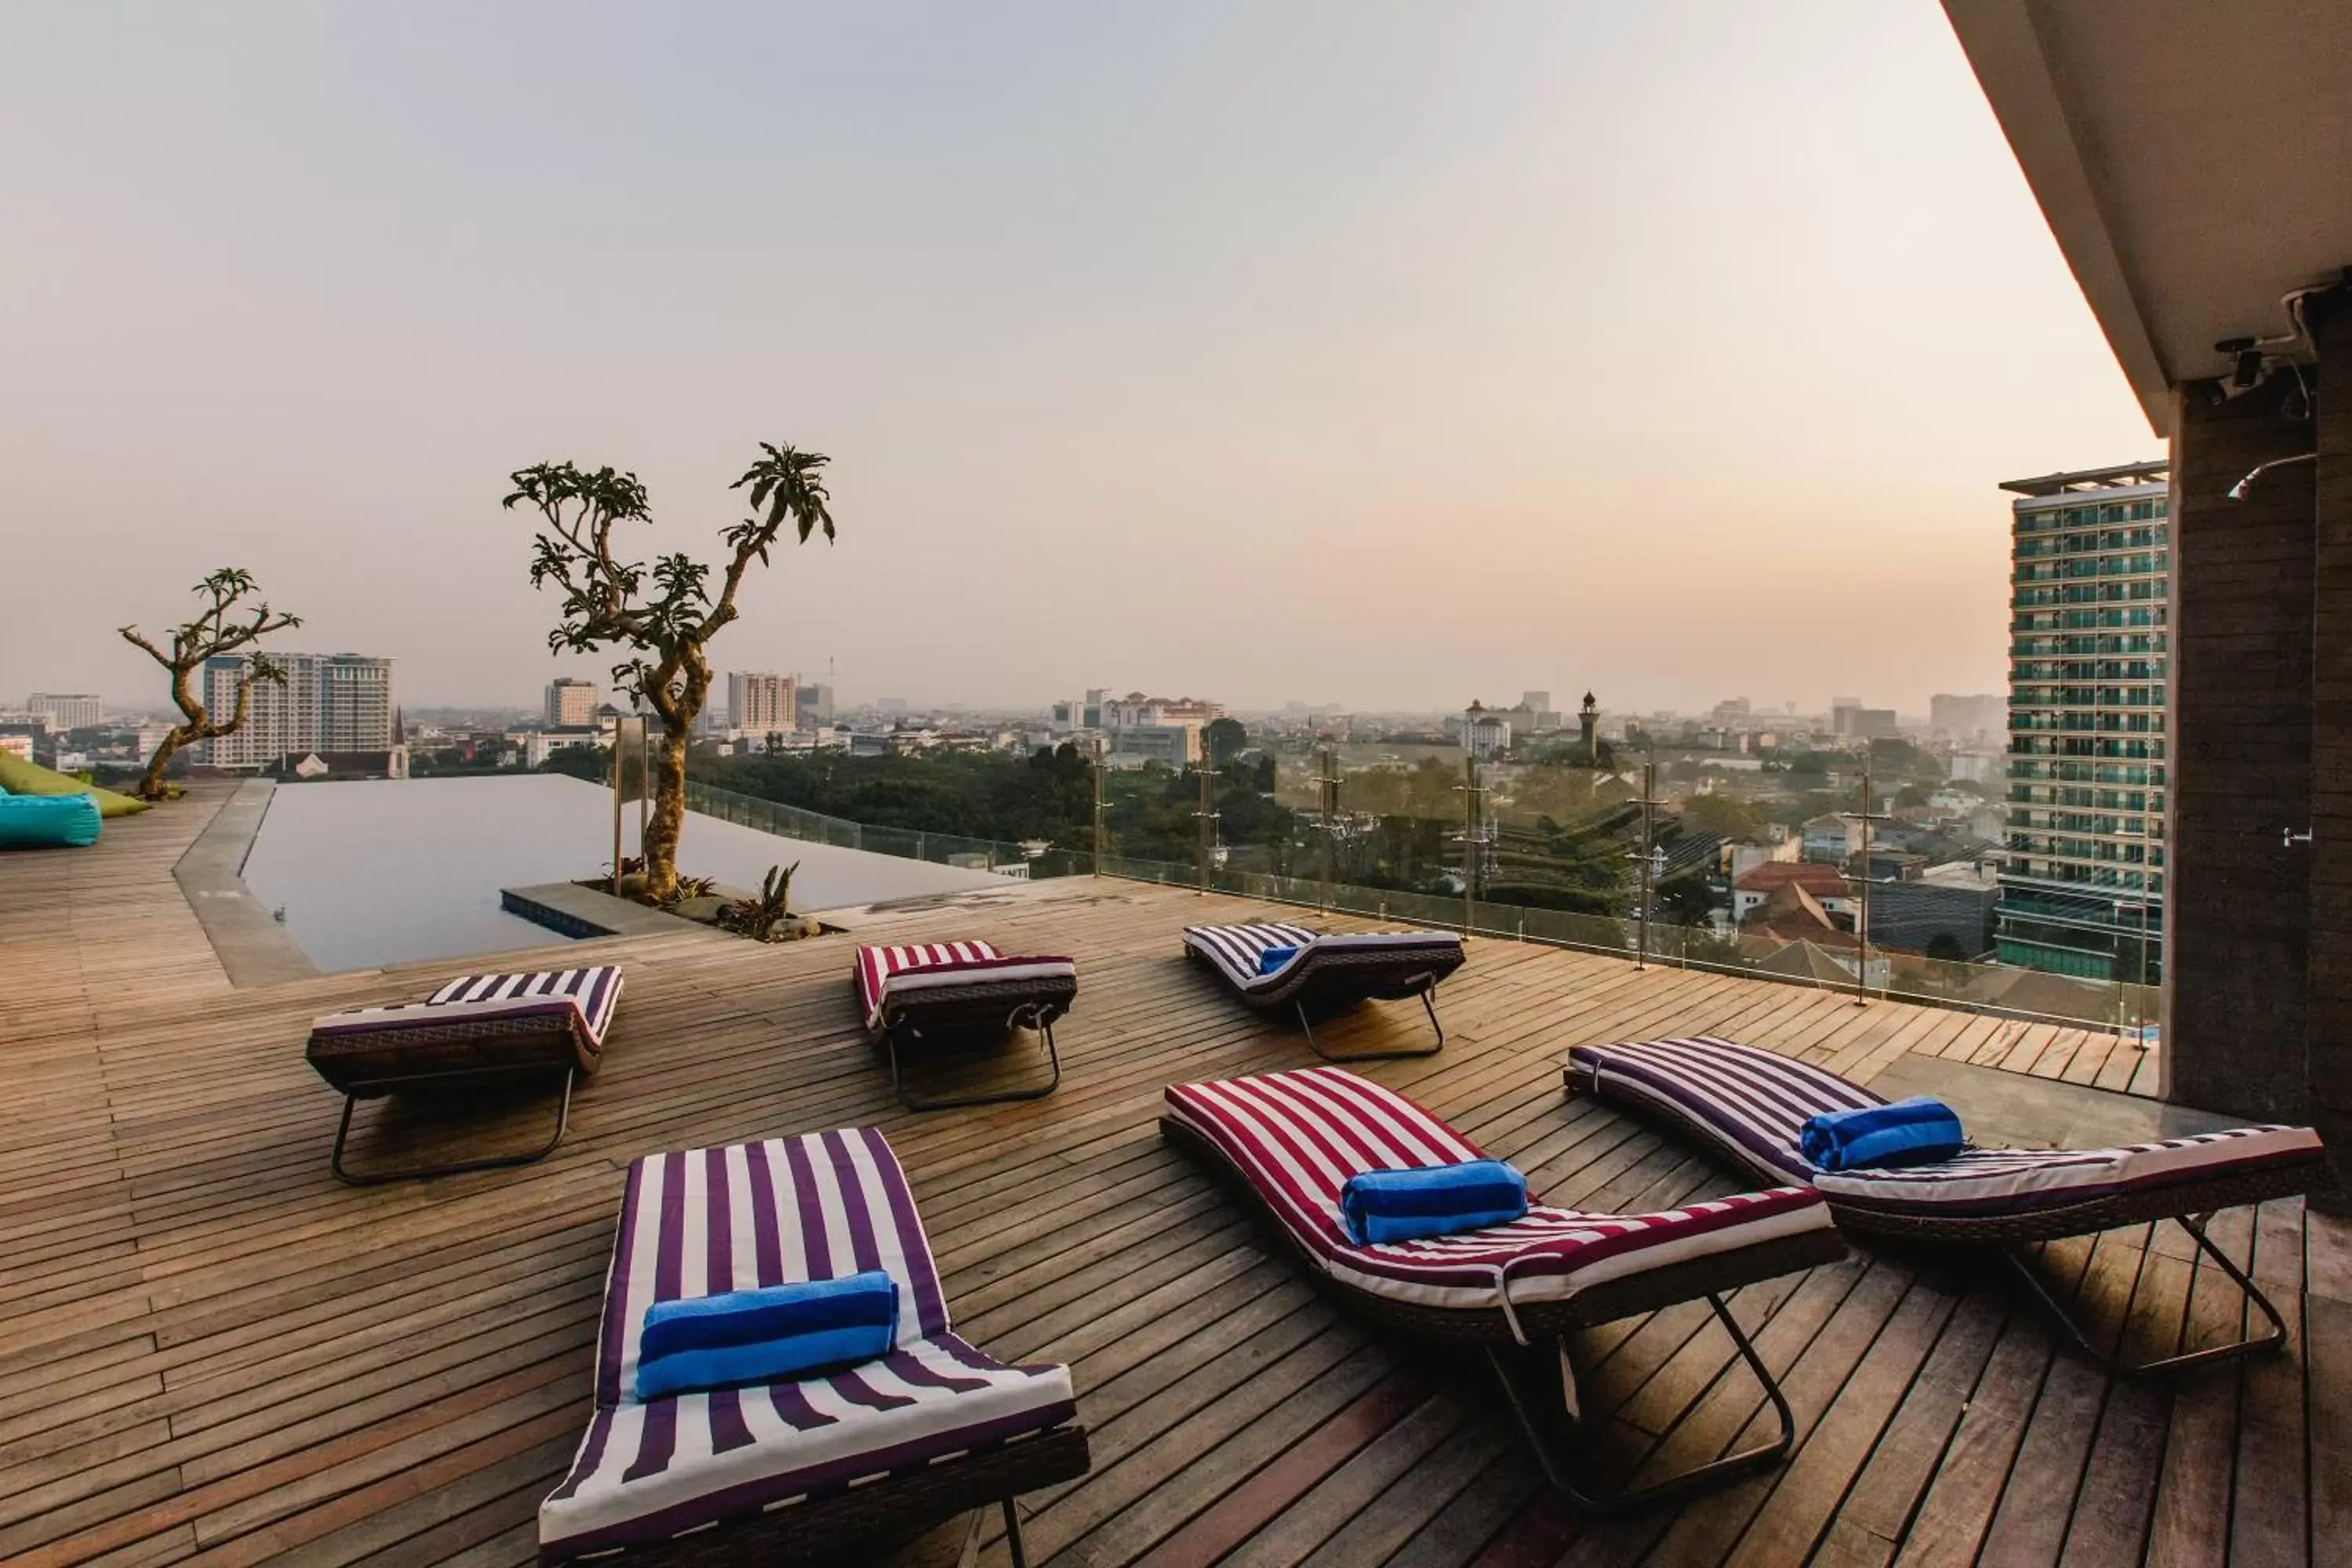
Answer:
1679 792 1763 840
1203 716 1247 766
507 442 836 902
1894 782 1933 810
118 568 303 800
1653 869 1719 930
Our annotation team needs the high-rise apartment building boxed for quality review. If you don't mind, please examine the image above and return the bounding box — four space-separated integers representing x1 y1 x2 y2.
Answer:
1929 692 2005 739
27 693 104 730
545 677 599 727
1995 460 2169 982
728 671 795 733
198 652 397 768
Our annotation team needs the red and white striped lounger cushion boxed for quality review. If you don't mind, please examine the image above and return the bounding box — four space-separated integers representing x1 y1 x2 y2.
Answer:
1567 1036 2326 1221
308 966 626 1046
1163 1067 1830 1319
538 1127 1079 1562
853 942 1079 1034
1182 922 1465 996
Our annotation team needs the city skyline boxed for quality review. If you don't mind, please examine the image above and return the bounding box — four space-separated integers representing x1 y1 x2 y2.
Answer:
2 3 2154 713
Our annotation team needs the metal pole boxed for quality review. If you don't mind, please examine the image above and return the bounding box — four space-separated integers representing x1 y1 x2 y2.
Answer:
1637 760 1656 970
1854 757 1875 1007
1319 744 1337 912
1464 752 1480 934
1091 757 1105 878
1195 760 1216 895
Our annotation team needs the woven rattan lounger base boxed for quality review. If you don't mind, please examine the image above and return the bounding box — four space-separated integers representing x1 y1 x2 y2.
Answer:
569 1424 1091 1566
1291 984 1446 1062
330 1061 576 1187
1160 1112 1845 1512
1564 1034 2326 1380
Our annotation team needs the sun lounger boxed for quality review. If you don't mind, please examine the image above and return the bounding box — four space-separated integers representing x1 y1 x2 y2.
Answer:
1566 1035 2329 1374
1160 1065 1843 1510
855 942 1076 1109
304 966 623 1185
539 1127 1089 1564
1181 921 1465 1060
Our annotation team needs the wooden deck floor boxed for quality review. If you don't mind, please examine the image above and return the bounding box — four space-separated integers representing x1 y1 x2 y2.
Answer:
1 786 2345 1567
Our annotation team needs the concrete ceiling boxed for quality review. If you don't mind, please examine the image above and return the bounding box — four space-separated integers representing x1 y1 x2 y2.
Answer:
1944 0 2352 435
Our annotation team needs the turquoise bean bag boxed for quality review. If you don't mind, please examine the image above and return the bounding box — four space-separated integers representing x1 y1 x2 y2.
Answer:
0 790 103 848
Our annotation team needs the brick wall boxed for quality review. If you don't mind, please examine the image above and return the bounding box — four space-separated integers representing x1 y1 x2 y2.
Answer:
2308 300 2352 1199
2165 370 2315 1126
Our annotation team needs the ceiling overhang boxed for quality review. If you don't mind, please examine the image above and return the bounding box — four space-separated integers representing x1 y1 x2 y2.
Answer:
1943 0 2352 437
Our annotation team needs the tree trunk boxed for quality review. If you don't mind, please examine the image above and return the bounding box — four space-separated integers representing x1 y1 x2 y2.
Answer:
138 726 194 800
642 720 692 902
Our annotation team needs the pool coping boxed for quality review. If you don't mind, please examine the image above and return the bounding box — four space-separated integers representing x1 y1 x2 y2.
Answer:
173 779 323 988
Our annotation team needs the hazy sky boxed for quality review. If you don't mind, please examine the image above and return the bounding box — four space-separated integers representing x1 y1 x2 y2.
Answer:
1 2 2154 717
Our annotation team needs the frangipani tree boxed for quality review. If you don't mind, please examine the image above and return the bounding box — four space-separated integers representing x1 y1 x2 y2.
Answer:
505 443 835 902
119 568 303 800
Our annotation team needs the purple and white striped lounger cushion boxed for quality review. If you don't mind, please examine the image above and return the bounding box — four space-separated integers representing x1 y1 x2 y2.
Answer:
1183 922 1465 996
1165 1067 1831 1316
538 1127 1077 1562
854 942 1078 1034
1567 1036 2325 1221
309 966 625 1044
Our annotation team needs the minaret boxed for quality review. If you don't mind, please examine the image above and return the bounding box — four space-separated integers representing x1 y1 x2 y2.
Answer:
1579 692 1598 756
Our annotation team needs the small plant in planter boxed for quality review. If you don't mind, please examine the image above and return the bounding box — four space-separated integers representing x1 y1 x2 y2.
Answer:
665 874 717 904
717 862 800 942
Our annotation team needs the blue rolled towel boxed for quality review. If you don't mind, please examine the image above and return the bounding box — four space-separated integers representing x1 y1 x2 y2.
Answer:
637 1269 898 1399
1798 1097 1965 1172
1256 944 1301 975
1340 1160 1529 1246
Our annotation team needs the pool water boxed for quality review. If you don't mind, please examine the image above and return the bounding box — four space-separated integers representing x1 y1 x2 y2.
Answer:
239 775 1004 973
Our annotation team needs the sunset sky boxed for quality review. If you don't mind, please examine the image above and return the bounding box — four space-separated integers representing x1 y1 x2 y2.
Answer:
0 2 2154 716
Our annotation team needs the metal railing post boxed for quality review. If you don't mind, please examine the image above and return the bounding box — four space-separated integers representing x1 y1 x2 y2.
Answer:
1194 760 1218 895
1636 760 1656 969
1319 744 1337 913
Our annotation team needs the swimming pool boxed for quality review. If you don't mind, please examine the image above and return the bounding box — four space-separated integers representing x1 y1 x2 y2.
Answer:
239 775 1005 973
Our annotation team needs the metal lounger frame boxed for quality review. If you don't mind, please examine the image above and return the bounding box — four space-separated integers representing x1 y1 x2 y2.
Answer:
1199 942 1463 1062
1563 1058 2317 1379
875 976 1075 1111
1159 1114 1846 1512
545 1422 1092 1566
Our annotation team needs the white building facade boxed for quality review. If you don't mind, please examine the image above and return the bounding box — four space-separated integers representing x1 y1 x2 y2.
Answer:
27 693 104 730
728 671 796 733
198 652 397 768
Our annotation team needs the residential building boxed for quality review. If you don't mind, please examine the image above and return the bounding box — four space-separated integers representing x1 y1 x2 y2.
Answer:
1447 701 1512 758
198 653 396 769
1800 814 1861 864
1929 692 2005 739
1732 862 1853 923
27 693 103 730
1867 860 2000 959
1831 705 1899 740
274 748 409 782
0 735 31 763
1098 692 1219 765
1992 459 2169 982
1946 751 2002 786
545 677 599 728
728 671 795 733
504 726 604 769
1497 691 1560 731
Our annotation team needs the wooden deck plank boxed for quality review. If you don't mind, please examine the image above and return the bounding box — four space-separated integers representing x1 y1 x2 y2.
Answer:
0 786 2325 1567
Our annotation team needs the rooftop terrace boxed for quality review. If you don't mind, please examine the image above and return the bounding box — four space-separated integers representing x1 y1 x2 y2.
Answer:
2 786 2344 1566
